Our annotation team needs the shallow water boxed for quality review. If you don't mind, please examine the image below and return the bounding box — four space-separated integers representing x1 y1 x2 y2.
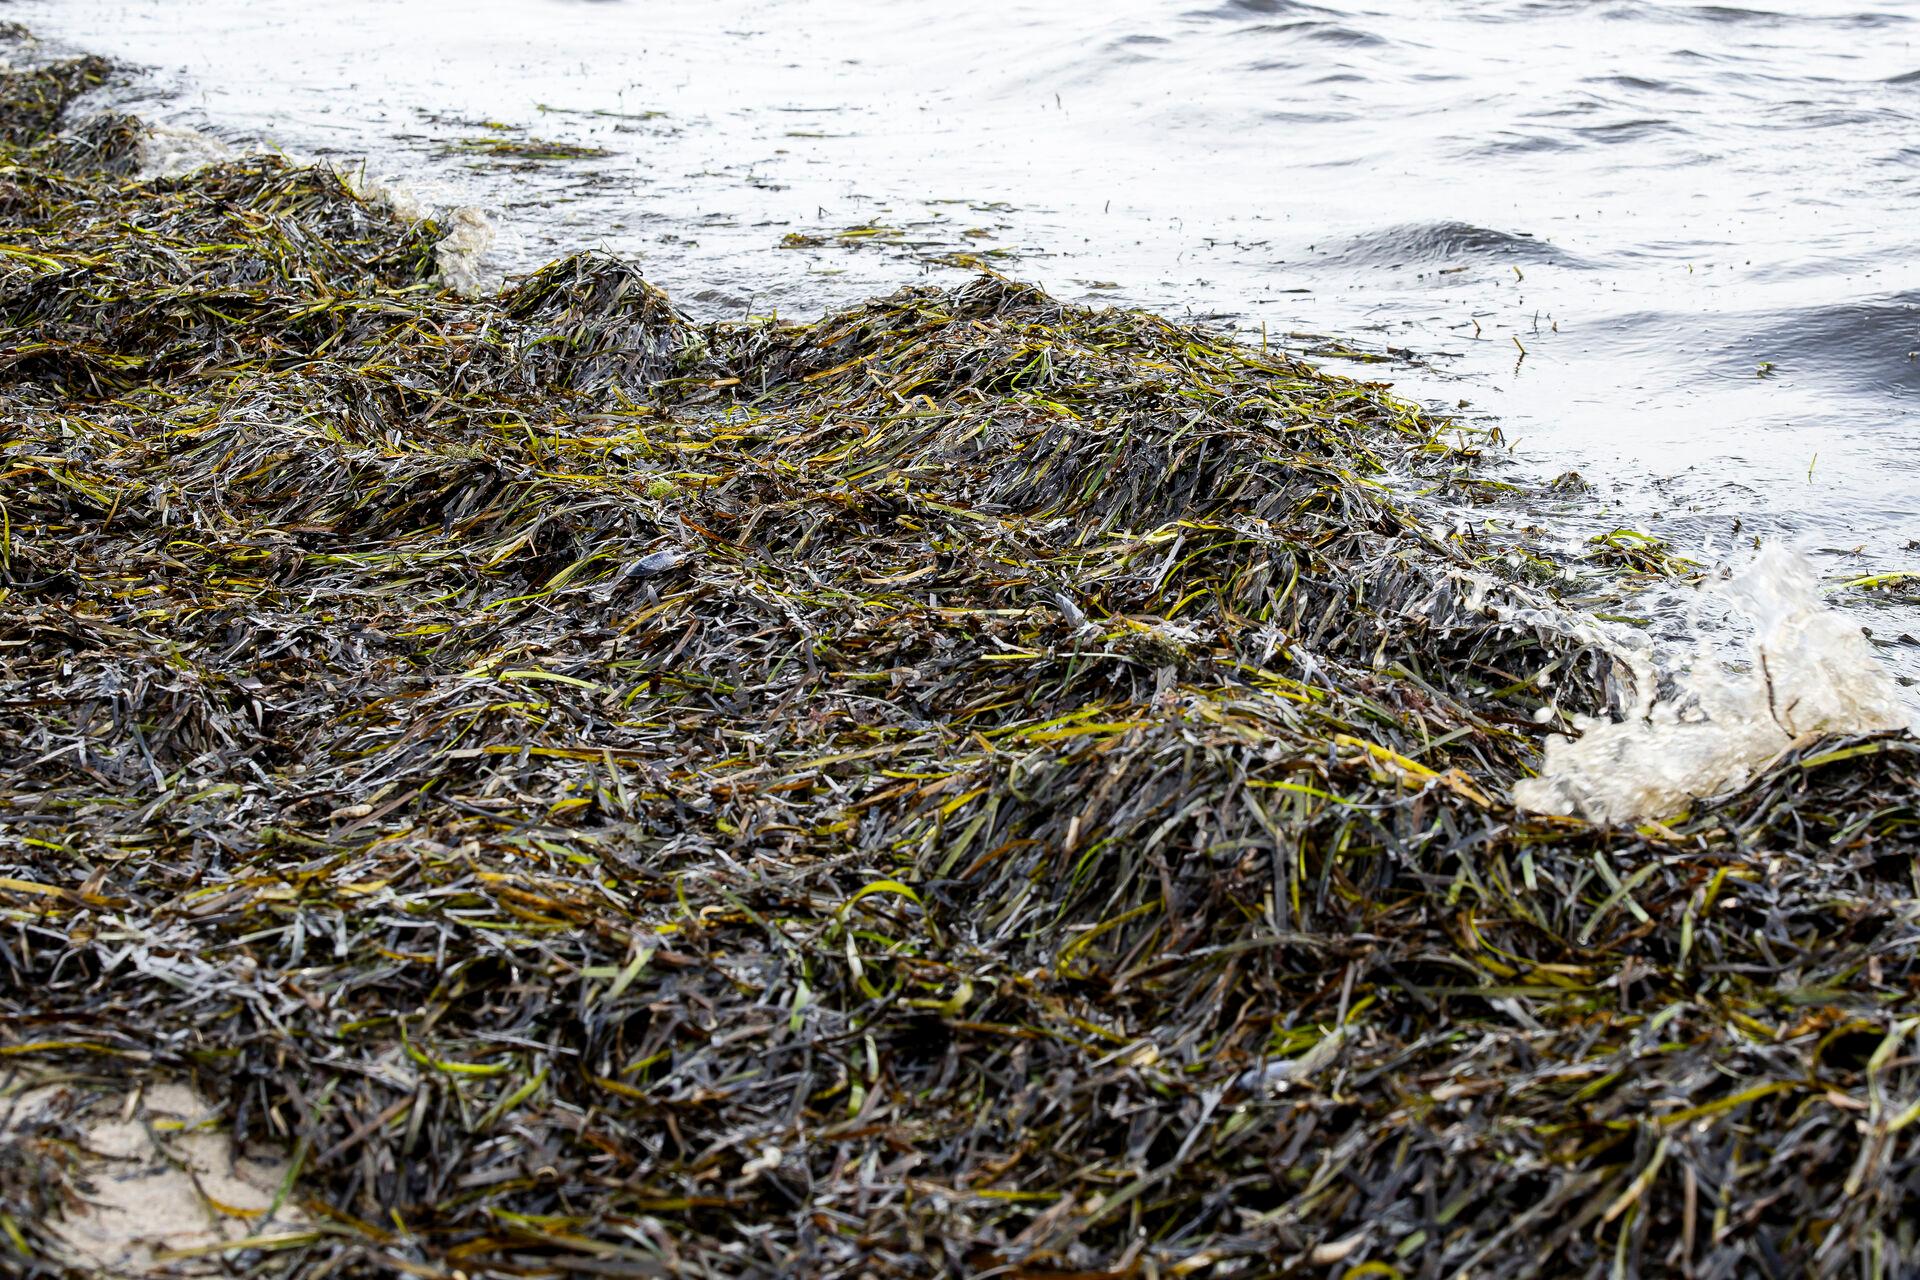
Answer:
12 0 1920 674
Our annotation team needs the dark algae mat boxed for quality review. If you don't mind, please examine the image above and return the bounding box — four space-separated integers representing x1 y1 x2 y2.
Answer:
4 41 1920 1280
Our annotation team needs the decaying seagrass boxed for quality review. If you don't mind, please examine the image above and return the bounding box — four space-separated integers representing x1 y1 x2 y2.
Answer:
4 49 1920 1280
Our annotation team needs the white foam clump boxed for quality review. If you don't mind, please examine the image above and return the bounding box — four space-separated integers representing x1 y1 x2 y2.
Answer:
135 122 232 179
1514 544 1911 824
432 205 502 296
341 168 501 296
340 166 433 224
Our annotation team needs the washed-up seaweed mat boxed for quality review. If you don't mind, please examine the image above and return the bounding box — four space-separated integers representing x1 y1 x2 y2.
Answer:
3 49 1920 1280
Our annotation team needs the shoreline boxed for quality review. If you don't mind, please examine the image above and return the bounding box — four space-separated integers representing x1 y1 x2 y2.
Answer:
11 0 1920 689
4 44 1920 1279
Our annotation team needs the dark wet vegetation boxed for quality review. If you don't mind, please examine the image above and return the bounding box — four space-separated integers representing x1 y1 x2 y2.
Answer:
5 46 1920 1280
443 132 613 163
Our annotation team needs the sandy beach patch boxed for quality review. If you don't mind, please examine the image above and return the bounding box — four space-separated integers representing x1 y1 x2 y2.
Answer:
3 1080 305 1276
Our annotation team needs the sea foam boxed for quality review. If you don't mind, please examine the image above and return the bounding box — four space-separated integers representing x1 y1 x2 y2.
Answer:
431 205 501 297
1513 544 1911 824
341 167 502 296
135 121 231 178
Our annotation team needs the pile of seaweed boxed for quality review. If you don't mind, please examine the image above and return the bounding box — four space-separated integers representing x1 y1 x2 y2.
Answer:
4 47 1920 1280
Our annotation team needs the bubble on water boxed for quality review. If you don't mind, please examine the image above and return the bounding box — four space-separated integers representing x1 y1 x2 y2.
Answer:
1514 543 1912 824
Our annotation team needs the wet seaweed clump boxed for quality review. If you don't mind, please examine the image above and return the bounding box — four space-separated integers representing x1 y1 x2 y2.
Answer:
6 44 1920 1280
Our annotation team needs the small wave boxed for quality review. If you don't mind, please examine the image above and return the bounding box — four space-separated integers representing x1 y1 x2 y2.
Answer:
1311 221 1581 269
1768 105 1918 130
1669 47 1742 64
1583 74 1700 95
1567 117 1683 142
1659 4 1903 27
1887 69 1920 86
1618 3 1909 28
1680 4 1794 25
1190 0 1343 16
1467 132 1583 158
1576 296 1920 396
1104 32 1173 64
1240 19 1388 46
1489 0 1600 18
1752 292 1920 396
1263 107 1361 124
